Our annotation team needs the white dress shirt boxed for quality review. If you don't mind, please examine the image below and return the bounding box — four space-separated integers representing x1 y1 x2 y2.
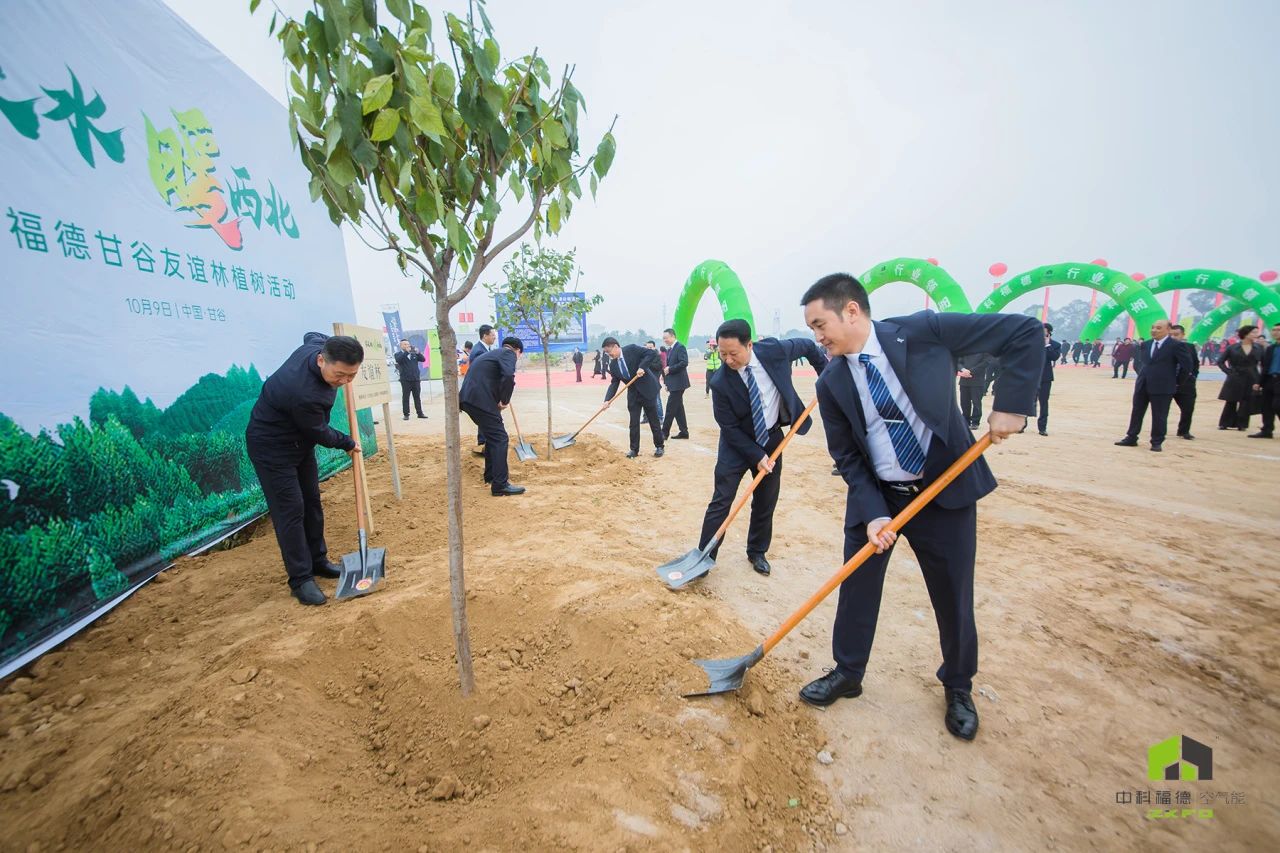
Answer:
845 325 933 482
736 351 781 431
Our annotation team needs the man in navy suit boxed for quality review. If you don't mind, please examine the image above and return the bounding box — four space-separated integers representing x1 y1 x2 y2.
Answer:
698 320 827 576
1035 323 1064 436
1114 319 1195 452
246 332 364 606
661 328 691 439
459 337 526 496
603 337 665 457
469 324 497 449
799 273 1042 741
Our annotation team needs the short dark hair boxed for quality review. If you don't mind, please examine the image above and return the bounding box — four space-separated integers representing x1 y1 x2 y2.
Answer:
323 335 364 365
716 319 752 345
1170 324 1186 333
464 341 473 350
663 327 676 337
646 340 656 346
502 336 524 352
800 273 871 317
1043 323 1054 333
601 336 620 348
1237 324 1256 338
478 324 495 336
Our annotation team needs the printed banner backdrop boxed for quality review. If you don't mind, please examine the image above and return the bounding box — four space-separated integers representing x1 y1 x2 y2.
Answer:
0 0 374 672
496 292 590 353
401 328 435 380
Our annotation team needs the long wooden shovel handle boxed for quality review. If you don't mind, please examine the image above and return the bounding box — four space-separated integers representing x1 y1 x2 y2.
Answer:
708 398 819 545
574 373 643 438
343 384 368 532
761 432 993 656
507 402 525 443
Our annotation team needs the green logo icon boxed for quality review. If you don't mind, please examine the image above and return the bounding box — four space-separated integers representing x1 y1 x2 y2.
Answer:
1148 735 1213 781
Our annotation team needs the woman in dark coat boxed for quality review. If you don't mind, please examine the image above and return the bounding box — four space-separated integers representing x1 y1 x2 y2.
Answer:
591 349 603 378
1217 325 1264 430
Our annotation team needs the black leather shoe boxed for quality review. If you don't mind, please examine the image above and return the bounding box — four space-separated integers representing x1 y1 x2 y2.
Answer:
312 561 342 579
1114 437 1138 447
417 414 428 419
625 450 640 458
403 415 410 421
672 433 690 439
748 554 770 576
491 483 526 496
799 670 862 707
654 446 665 458
1178 433 1195 440
831 465 840 476
1150 443 1163 452
292 580 327 606
1038 430 1048 436
944 688 979 740
1248 432 1273 439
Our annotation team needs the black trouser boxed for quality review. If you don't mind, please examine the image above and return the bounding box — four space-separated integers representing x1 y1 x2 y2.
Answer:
400 380 424 417
1035 382 1052 432
662 388 688 436
1113 359 1130 378
832 486 978 691
627 393 663 453
1173 385 1196 436
575 363 583 381
247 444 329 590
1219 400 1250 430
462 404 509 489
1126 387 1172 444
1259 380 1279 435
699 427 782 559
958 385 983 426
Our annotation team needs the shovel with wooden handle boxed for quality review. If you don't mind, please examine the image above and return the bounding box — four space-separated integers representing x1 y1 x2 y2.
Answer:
656 399 819 589
335 386 386 600
508 403 537 461
684 433 992 696
551 373 644 450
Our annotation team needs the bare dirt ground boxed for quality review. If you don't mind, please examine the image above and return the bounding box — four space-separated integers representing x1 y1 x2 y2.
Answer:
2 363 1277 852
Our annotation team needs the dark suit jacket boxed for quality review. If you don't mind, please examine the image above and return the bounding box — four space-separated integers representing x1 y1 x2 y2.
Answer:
1040 340 1063 385
604 344 662 404
246 332 356 455
459 347 516 414
818 311 1042 526
471 340 490 358
394 348 425 381
664 341 691 392
1262 342 1280 384
1176 341 1199 392
709 337 827 469
1136 337 1193 396
956 353 992 388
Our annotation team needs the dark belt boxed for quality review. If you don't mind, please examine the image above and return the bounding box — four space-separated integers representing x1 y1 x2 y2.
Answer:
880 480 923 495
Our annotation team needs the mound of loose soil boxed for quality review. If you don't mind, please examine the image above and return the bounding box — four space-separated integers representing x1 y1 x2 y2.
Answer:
0 436 842 851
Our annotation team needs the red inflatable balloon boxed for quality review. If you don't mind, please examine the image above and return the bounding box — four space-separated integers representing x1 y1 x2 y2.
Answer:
1131 272 1146 282
988 262 1007 277
1091 258 1108 268
1260 270 1278 283
926 257 938 265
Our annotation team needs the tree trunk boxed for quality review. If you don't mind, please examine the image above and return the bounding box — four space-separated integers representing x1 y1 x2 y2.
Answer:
543 337 553 458
434 289 476 696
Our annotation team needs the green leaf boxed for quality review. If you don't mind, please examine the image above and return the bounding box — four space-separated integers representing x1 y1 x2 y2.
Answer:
403 63 430 97
362 74 394 114
445 211 462 253
352 138 379 170
483 39 501 77
542 120 568 149
269 11 277 36
508 171 525 202
290 71 306 98
546 197 561 233
431 64 456 100
386 0 413 25
370 108 400 142
593 132 616 178
589 172 598 200
337 93 363 146
397 161 413 196
361 0 377 29
323 118 344 159
323 0 350 42
327 146 357 186
250 0 262 13
409 96 446 140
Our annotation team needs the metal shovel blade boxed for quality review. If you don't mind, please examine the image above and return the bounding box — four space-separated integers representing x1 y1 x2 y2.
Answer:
551 433 577 450
684 645 764 697
514 440 537 461
655 547 716 589
336 530 386 600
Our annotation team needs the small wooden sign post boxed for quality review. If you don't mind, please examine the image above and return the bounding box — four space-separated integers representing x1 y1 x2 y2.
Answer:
333 323 403 533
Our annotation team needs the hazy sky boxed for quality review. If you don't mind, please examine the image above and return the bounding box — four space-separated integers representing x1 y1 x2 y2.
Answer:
161 0 1279 336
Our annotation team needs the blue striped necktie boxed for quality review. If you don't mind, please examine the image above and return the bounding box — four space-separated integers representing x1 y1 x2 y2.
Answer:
618 355 629 379
743 367 769 446
858 354 925 475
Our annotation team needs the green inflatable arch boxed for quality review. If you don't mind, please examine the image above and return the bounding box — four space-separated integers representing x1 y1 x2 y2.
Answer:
671 260 757 344
1187 284 1280 344
975 263 1168 334
861 258 973 313
1080 270 1280 344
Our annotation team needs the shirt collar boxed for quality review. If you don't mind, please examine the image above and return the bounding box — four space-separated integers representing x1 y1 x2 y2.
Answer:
736 350 762 375
848 324 884 361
